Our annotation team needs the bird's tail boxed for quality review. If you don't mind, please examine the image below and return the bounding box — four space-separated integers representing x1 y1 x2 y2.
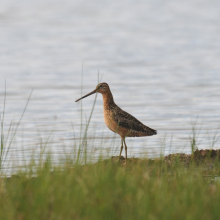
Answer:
144 127 157 136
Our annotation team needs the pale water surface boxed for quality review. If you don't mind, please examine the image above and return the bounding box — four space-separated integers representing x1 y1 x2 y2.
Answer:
0 0 220 171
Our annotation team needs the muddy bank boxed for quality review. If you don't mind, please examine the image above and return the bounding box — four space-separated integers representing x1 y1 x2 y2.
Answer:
106 149 220 167
164 149 220 166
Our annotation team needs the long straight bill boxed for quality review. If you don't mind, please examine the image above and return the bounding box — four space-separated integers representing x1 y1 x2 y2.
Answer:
75 89 97 102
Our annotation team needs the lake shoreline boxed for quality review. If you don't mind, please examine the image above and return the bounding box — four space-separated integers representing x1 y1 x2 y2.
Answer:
102 149 220 166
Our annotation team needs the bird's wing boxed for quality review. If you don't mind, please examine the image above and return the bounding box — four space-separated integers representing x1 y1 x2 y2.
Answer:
113 106 157 135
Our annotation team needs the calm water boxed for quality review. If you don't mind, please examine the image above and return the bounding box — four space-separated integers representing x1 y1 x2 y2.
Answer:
0 0 220 171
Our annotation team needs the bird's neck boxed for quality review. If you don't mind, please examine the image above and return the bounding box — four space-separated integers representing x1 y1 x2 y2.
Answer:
102 90 116 110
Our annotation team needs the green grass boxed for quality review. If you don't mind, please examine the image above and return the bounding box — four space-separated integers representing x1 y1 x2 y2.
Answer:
0 155 220 220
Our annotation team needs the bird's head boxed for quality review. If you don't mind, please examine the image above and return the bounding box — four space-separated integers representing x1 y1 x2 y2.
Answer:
75 82 110 102
95 82 110 94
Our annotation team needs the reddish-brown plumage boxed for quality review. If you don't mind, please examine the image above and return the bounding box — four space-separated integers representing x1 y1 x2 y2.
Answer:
75 82 157 160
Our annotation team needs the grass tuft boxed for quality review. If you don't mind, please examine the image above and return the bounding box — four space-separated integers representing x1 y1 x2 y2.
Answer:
1 154 220 220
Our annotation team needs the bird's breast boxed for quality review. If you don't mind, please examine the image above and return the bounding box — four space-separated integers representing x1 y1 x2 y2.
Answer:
103 109 117 132
103 108 130 138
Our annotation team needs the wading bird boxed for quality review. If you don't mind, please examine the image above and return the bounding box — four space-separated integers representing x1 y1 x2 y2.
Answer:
75 83 157 160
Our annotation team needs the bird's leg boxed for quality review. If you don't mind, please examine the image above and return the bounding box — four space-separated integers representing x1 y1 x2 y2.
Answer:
123 139 128 160
119 138 124 157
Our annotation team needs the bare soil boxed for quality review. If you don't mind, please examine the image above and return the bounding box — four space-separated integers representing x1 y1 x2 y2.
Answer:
108 149 220 167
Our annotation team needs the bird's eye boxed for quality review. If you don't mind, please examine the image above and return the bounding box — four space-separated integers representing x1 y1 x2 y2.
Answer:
99 85 106 89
